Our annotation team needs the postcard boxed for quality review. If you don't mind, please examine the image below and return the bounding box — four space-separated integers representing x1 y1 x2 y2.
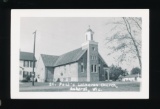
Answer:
11 9 149 99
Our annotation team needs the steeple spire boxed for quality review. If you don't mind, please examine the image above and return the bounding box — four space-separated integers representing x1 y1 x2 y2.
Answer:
87 25 93 32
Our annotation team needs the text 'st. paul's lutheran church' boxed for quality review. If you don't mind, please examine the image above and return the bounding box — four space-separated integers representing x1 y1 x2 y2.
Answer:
36 27 108 82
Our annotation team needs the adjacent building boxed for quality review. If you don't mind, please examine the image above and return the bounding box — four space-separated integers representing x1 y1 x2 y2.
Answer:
121 74 141 82
36 28 108 82
19 51 36 81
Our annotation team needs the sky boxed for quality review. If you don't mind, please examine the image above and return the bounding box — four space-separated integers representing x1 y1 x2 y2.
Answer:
20 17 140 72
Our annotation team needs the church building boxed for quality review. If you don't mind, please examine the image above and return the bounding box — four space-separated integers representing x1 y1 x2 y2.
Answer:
36 27 108 82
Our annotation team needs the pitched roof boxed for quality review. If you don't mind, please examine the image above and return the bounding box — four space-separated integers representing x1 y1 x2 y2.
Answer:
41 54 59 67
40 47 108 67
54 48 87 66
40 48 87 67
20 51 36 61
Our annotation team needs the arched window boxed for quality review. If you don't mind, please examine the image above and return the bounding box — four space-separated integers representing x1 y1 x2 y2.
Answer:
94 65 97 72
91 65 94 72
81 63 84 72
92 47 95 51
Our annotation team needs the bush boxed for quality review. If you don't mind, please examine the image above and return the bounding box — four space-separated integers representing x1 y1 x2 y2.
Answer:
131 67 141 75
20 76 30 82
106 65 128 81
20 79 28 82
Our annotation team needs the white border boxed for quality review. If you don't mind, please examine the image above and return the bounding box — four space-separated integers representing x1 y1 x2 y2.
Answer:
11 9 149 99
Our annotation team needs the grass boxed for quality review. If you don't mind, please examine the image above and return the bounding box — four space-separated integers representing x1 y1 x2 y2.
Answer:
19 81 140 92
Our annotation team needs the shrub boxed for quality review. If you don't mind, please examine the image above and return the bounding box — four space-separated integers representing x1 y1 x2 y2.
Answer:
106 65 128 81
131 67 141 75
20 76 30 82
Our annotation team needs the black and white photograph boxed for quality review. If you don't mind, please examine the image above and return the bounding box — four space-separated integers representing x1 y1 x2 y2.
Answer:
11 9 149 99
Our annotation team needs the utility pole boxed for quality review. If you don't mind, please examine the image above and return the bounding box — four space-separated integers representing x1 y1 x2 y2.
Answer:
32 30 36 86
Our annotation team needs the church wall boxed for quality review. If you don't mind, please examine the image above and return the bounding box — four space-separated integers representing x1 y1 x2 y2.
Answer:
78 51 87 82
45 67 54 82
53 62 78 82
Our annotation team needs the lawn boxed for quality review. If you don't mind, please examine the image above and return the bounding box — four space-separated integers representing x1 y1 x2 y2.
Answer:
19 81 140 92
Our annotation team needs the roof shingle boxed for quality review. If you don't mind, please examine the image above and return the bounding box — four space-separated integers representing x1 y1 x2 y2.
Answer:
40 47 108 68
54 48 87 66
20 51 36 61
41 54 59 67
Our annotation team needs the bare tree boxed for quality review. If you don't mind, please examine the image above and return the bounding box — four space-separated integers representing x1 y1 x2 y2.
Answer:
105 17 142 69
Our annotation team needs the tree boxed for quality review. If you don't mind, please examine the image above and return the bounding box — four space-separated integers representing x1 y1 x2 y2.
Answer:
131 67 141 75
106 65 128 81
105 17 142 71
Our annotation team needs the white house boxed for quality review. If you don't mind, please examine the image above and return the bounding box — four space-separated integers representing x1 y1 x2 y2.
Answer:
121 74 141 82
19 51 36 81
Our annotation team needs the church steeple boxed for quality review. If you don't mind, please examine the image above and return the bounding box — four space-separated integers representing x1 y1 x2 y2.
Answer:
85 25 94 41
81 26 99 82
82 26 98 50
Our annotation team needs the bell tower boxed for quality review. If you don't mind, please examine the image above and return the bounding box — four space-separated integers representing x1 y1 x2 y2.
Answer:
85 26 94 41
81 26 99 82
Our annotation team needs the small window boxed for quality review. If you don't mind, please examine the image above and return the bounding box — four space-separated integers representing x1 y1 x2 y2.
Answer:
81 63 84 72
92 47 95 51
24 61 29 67
30 61 33 67
91 65 94 72
94 65 97 72
31 61 35 67
23 71 28 77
